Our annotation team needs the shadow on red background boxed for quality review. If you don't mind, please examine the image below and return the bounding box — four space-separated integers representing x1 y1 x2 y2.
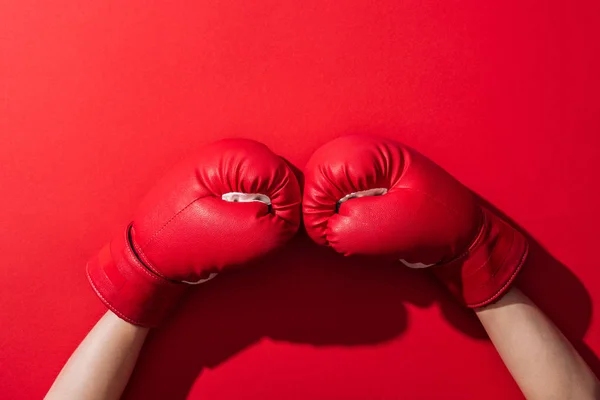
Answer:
122 201 597 399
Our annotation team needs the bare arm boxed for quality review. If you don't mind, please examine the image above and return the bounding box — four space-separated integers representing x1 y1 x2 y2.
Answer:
475 287 600 400
45 311 149 400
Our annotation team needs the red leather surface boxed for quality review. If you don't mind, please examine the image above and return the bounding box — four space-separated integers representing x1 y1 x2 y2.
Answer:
131 139 301 280
302 135 528 307
303 135 482 259
87 138 300 327
1 1 599 399
87 230 188 327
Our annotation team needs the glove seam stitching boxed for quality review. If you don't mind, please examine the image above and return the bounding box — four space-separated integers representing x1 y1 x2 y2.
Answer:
86 266 146 326
140 197 204 250
468 242 529 308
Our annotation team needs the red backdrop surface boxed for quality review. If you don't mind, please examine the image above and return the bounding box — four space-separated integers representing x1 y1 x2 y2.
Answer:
1 1 599 399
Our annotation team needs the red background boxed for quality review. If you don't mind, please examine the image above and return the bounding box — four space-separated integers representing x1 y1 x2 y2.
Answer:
1 1 599 399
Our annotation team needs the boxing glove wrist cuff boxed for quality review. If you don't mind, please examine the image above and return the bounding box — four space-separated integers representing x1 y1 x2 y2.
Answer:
86 225 187 327
432 208 529 308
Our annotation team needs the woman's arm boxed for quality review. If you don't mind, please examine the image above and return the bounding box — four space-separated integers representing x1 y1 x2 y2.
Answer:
475 287 600 400
45 311 149 400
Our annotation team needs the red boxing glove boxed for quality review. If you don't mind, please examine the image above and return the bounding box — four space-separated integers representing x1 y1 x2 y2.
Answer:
303 135 528 308
87 139 301 326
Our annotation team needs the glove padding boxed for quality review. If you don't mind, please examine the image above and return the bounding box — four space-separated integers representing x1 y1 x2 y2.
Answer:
303 135 527 308
87 139 302 326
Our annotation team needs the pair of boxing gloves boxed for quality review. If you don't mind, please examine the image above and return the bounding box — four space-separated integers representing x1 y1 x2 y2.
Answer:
87 135 528 327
